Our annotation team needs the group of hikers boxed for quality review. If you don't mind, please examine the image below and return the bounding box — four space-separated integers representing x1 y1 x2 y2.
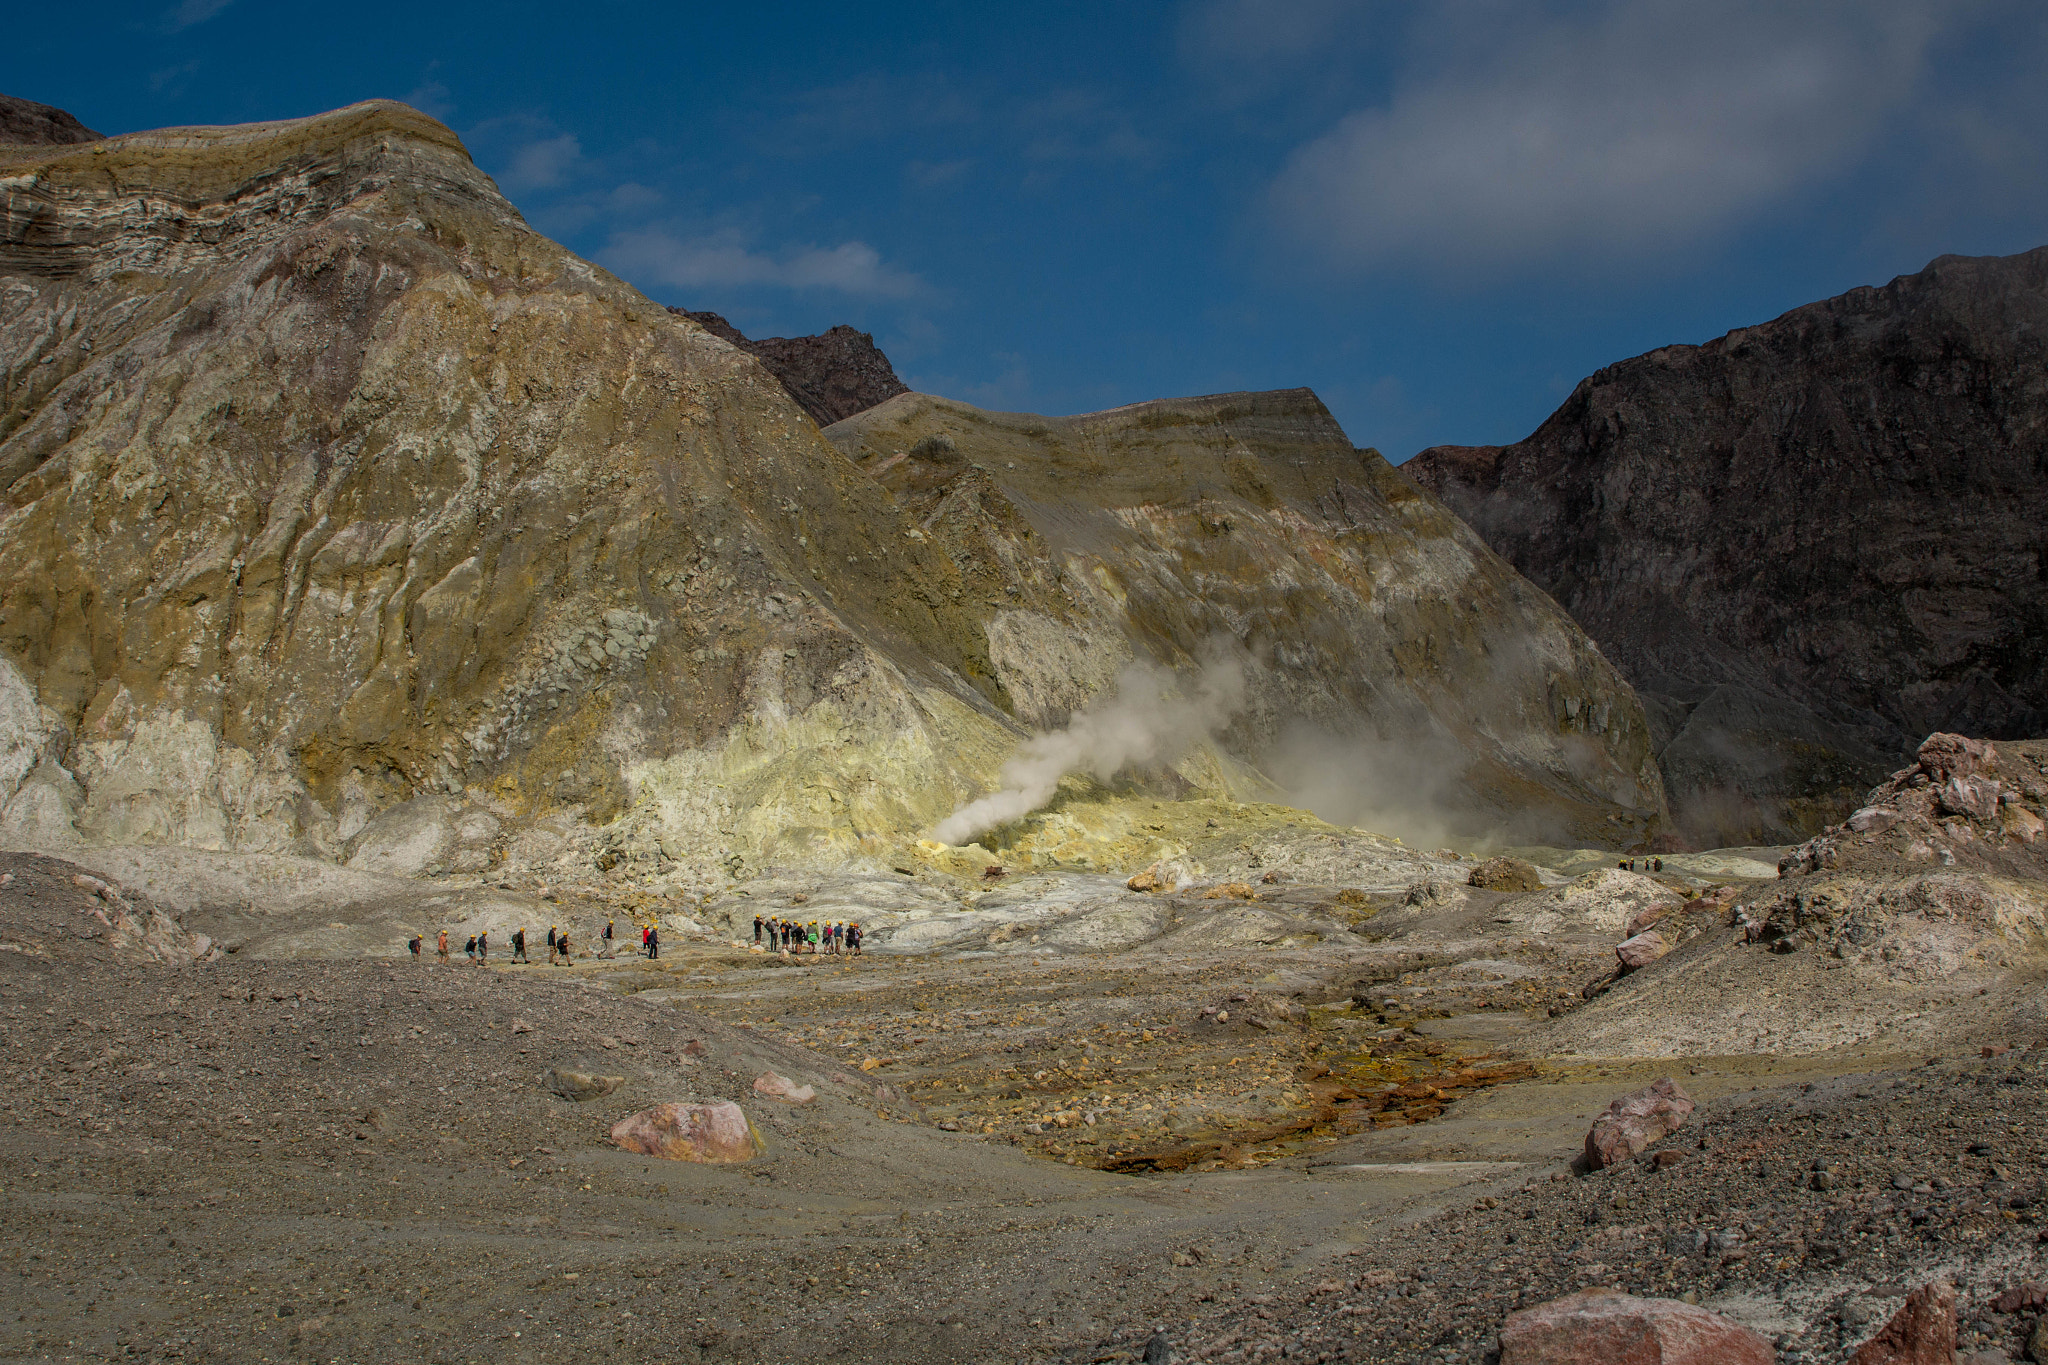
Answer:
1619 857 1666 872
405 920 665 964
754 915 861 955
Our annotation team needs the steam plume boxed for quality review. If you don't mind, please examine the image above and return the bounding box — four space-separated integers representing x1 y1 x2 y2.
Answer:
933 654 1247 845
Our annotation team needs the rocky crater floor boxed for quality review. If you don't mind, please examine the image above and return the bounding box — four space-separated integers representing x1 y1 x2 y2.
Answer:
5 735 2045 1365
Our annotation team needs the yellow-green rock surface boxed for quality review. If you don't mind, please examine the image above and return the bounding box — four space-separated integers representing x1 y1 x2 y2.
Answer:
0 100 1664 886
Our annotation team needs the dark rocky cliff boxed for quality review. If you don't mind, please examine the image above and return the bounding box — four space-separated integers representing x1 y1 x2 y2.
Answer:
669 309 909 427
0 96 102 147
1405 246 2048 847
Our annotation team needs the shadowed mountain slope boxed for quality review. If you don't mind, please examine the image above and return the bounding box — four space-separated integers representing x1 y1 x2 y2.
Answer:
0 94 102 148
671 309 908 428
1405 246 2048 847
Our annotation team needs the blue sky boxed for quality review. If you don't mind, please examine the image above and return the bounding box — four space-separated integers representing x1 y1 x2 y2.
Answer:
10 1 2048 458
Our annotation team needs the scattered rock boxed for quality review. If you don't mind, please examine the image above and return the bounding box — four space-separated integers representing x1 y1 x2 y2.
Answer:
1199 883 1258 900
609 1101 763 1163
1615 930 1672 971
1497 1289 1772 1364
1847 1280 1956 1365
1623 904 1671 937
545 1069 624 1102
1127 867 1163 893
752 1072 817 1104
1585 1078 1695 1169
1991 1282 2045 1314
1405 877 1461 908
1468 857 1545 893
1142 1330 1173 1364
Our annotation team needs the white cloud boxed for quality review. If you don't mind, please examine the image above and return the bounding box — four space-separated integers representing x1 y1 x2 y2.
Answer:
148 60 201 95
404 81 454 121
600 230 926 300
1267 0 1955 270
161 0 232 32
907 353 1032 411
1178 0 1379 100
497 134 583 193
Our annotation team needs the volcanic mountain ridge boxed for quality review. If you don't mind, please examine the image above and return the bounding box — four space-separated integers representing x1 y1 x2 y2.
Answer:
1405 245 2048 848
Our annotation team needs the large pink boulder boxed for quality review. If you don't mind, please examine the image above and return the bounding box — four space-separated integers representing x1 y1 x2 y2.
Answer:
1499 1290 1772 1364
1847 1281 1956 1365
610 1101 763 1163
1585 1078 1695 1169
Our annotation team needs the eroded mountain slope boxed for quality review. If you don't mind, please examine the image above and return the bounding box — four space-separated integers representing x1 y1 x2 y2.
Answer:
829 391 1666 847
2 99 1660 898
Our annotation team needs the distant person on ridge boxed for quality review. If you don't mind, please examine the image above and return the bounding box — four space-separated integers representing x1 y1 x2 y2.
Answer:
647 925 660 960
464 934 476 962
603 920 614 957
555 929 571 964
438 928 449 962
511 928 528 963
546 925 557 962
477 929 489 964
408 934 422 960
754 915 763 945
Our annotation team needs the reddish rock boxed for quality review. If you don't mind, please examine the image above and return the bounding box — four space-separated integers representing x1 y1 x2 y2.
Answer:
609 1101 762 1163
1990 1279 2044 1314
1919 733 1999 782
1937 774 2002 822
1847 1280 1956 1364
1615 930 1672 971
752 1071 816 1104
1498 1289 1772 1364
1585 1078 1695 1169
1624 904 1671 937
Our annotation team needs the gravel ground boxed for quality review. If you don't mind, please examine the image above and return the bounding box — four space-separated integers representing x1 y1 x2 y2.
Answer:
1079 1049 2048 1364
7 849 2042 1365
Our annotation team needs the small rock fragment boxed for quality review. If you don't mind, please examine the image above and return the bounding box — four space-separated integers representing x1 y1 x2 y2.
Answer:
1498 1289 1772 1364
1585 1078 1695 1169
753 1072 816 1104
546 1069 624 1102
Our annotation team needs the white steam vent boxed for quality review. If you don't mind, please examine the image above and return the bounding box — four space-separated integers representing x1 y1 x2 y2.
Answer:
932 650 1247 846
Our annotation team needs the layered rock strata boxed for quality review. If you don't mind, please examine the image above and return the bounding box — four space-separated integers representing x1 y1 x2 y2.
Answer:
671 309 908 427
1 98 1662 890
1404 247 2048 846
827 390 1668 846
